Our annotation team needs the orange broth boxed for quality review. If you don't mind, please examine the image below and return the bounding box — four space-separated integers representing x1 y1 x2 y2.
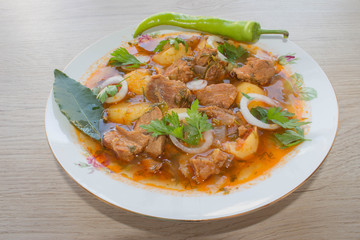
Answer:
76 32 305 194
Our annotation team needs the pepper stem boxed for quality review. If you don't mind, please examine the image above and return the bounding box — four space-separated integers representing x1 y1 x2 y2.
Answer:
259 29 289 38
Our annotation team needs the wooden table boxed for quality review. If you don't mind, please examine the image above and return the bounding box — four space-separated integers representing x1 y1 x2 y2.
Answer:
1 0 359 239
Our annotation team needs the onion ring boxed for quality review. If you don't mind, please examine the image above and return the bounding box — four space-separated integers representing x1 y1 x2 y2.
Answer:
240 93 280 130
207 35 227 61
169 112 214 154
97 76 128 104
186 80 207 90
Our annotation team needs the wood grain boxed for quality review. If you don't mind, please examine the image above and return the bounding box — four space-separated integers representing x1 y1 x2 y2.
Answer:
1 0 359 239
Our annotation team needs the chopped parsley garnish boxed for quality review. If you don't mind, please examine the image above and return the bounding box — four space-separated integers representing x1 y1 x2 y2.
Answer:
140 100 212 146
153 37 189 53
275 128 310 148
250 106 311 148
217 41 248 63
108 47 144 69
93 78 127 103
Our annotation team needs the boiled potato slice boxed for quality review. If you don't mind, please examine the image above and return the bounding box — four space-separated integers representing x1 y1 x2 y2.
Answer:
124 69 151 95
152 44 187 66
236 82 265 104
168 108 187 115
106 102 151 125
224 127 259 160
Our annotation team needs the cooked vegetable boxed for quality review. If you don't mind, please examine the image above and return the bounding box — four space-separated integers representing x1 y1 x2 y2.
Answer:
95 76 128 103
133 12 289 43
224 127 259 159
108 47 144 69
235 82 265 106
275 128 310 148
186 80 207 90
53 69 104 141
217 41 248 63
152 43 187 66
154 37 188 52
141 100 213 146
124 69 151 95
106 102 151 124
240 93 280 130
250 106 310 129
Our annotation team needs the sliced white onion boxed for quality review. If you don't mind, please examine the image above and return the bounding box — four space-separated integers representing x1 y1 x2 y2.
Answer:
135 54 151 63
97 75 122 90
207 35 227 61
170 130 214 154
97 76 128 104
186 80 207 90
207 35 224 49
240 93 280 130
170 112 214 154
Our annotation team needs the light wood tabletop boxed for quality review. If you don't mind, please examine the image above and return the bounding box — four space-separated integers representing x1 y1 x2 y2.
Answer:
1 0 359 239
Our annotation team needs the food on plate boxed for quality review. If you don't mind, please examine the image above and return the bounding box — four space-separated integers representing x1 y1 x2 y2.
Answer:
54 18 316 193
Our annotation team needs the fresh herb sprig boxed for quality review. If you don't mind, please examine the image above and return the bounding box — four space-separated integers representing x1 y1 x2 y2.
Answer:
154 37 189 53
250 106 311 148
217 41 248 63
275 127 310 148
93 78 127 103
108 47 144 69
140 100 212 146
290 73 317 101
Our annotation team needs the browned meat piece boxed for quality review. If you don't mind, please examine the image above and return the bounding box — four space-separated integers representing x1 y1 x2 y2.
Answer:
146 74 194 108
195 83 237 109
134 107 166 158
231 57 276 86
164 58 195 83
185 36 201 49
194 48 217 66
140 158 163 173
204 61 227 83
199 106 239 125
103 126 150 162
238 124 252 138
134 107 163 130
189 149 233 183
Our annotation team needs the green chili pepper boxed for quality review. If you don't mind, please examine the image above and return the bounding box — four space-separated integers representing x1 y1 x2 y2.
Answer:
133 12 289 43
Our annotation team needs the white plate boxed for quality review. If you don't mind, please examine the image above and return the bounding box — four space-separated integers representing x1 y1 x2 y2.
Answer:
45 26 338 221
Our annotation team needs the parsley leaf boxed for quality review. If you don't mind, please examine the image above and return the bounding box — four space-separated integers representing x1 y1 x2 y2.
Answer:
217 41 248 63
95 78 127 103
250 106 310 129
275 128 310 148
140 100 212 146
299 87 317 101
153 37 188 53
108 47 143 69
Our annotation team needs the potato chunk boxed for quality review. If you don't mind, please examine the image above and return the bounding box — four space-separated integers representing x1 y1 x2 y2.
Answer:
152 44 187 66
106 102 151 125
124 69 151 95
224 127 259 160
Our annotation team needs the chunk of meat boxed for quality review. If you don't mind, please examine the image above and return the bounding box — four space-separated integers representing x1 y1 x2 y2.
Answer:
164 58 195 83
146 74 194 108
195 83 237 109
185 36 201 49
231 57 276 86
134 107 166 158
204 61 227 83
199 106 239 125
103 126 150 162
194 48 217 66
140 158 163 173
189 149 233 183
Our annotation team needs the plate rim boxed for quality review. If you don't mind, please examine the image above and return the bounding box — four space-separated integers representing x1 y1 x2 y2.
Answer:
45 28 339 221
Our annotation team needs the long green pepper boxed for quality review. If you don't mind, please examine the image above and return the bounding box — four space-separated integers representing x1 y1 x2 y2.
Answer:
133 12 289 43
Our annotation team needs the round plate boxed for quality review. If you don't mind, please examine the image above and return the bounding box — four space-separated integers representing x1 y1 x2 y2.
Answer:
45 26 338 221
